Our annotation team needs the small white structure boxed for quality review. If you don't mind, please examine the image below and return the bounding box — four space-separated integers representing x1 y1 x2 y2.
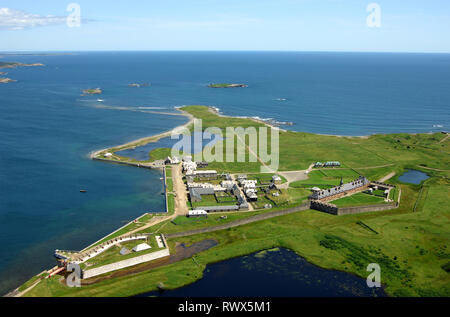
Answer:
132 243 152 253
272 175 282 184
244 183 256 190
183 161 197 173
104 153 113 158
221 180 235 190
188 210 208 218
241 179 257 187
120 247 131 255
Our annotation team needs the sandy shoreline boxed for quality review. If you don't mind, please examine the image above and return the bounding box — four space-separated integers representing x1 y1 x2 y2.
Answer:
89 109 195 159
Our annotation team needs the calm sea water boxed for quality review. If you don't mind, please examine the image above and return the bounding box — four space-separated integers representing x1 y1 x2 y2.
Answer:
0 52 449 295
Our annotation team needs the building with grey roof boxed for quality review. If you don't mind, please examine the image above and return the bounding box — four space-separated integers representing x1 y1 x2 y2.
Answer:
195 205 240 212
189 187 215 202
310 176 369 200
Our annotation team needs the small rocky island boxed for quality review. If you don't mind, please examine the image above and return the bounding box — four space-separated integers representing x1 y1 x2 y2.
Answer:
0 62 45 69
83 88 103 95
208 83 248 88
0 62 44 84
0 77 16 84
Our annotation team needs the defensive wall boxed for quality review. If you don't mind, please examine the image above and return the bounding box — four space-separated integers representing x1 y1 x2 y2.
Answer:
166 202 311 239
82 248 170 279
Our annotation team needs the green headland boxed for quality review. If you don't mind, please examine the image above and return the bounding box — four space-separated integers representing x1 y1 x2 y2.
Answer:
16 105 450 297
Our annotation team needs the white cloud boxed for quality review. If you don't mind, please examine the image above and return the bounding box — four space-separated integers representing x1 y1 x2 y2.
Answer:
0 8 68 30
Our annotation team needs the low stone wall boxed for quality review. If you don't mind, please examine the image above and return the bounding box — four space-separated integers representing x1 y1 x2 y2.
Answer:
337 202 398 215
82 249 170 279
92 157 158 169
166 202 311 239
370 181 395 189
320 184 370 203
310 201 338 215
310 200 398 216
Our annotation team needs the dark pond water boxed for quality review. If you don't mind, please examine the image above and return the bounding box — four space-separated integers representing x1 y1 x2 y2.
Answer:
116 131 223 161
398 169 430 185
138 248 386 297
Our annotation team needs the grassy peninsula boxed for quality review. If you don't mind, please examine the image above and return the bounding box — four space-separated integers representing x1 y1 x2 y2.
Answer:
20 106 450 297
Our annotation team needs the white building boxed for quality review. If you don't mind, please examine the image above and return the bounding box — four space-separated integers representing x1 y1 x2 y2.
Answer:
183 161 197 173
104 153 113 158
188 210 208 218
132 243 152 252
243 180 257 190
221 180 235 190
241 179 257 187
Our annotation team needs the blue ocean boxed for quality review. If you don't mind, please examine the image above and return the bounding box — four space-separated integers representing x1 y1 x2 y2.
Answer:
0 52 449 294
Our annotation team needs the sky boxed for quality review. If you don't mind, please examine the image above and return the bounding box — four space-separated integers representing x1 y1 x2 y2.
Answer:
1 0 450 52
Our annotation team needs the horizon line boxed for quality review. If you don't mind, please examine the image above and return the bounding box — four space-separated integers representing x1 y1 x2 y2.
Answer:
1 49 450 54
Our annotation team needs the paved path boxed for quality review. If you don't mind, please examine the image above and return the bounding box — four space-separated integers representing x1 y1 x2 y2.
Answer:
378 172 396 183
438 133 449 144
417 165 449 172
277 164 314 188
172 164 189 216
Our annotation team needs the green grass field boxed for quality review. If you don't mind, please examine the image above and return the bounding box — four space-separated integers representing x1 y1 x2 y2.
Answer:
291 169 360 188
247 173 287 184
83 237 163 270
22 106 450 298
167 194 175 215
166 178 173 193
332 192 387 207
25 175 450 297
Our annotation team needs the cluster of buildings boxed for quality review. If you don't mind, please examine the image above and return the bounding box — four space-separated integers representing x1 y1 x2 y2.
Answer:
165 156 180 164
184 168 250 215
178 158 285 217
239 179 258 201
180 156 218 182
314 161 341 168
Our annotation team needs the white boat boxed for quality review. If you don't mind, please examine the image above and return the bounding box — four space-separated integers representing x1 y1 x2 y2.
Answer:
97 99 104 102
